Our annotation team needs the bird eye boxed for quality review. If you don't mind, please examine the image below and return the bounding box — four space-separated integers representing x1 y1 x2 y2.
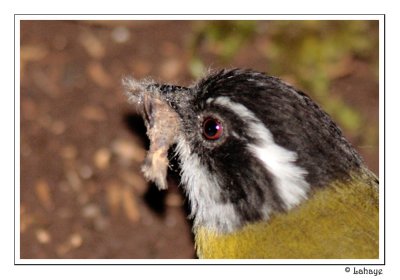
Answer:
202 117 223 140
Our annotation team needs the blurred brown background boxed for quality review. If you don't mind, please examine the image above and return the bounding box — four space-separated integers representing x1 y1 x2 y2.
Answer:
20 20 379 259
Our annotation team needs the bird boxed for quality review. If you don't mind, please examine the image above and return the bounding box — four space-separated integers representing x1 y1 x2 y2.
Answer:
123 68 379 259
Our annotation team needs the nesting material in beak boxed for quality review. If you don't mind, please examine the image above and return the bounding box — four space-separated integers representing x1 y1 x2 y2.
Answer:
123 78 181 190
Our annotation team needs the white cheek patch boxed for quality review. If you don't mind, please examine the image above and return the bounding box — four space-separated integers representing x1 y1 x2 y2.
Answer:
175 136 240 232
249 129 309 209
213 97 310 210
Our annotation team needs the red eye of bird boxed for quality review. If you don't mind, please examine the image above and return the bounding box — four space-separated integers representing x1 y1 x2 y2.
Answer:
202 117 223 140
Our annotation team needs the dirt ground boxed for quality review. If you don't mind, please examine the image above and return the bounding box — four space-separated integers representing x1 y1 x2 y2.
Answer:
19 20 379 259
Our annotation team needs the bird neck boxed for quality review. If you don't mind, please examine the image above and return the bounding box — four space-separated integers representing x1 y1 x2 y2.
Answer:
194 171 379 259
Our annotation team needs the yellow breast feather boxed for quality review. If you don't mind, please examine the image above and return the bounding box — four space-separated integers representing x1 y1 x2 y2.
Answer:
195 175 378 259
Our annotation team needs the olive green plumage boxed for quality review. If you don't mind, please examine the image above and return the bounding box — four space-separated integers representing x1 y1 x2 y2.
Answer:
195 171 378 259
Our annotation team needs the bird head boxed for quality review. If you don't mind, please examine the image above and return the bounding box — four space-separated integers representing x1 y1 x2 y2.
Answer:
124 68 366 234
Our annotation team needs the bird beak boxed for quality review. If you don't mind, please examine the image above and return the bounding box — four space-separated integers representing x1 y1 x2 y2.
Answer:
123 78 189 190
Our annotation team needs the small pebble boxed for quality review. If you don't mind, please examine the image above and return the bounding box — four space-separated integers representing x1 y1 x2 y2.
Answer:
69 233 83 248
82 203 100 219
36 229 51 244
87 62 113 88
106 182 121 216
122 187 140 223
111 138 146 163
35 179 54 211
79 165 93 179
65 169 82 191
111 26 130 43
79 31 105 59
20 44 48 62
94 148 111 170
51 120 66 135
94 216 109 231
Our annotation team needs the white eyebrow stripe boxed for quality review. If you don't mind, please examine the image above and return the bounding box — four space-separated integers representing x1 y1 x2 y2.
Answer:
206 97 214 104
